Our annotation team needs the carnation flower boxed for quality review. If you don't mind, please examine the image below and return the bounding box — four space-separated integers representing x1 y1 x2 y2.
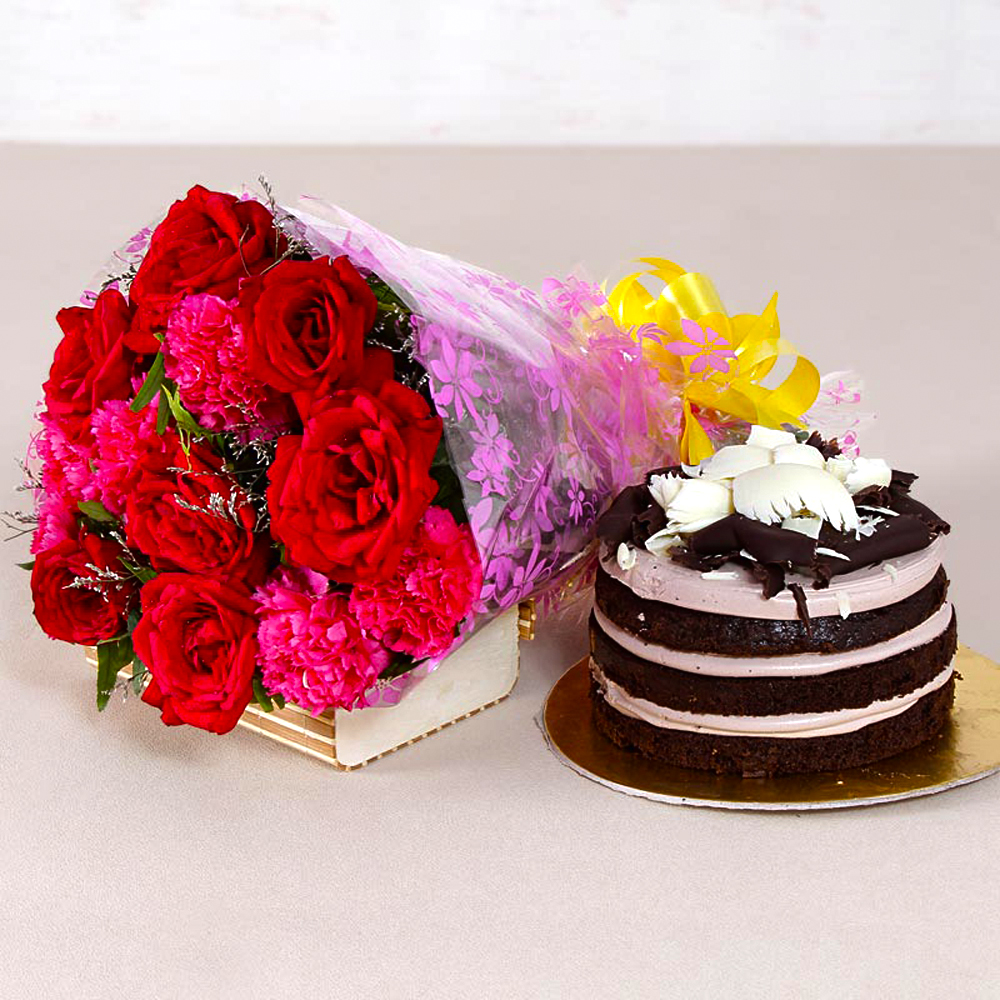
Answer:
31 488 77 555
34 413 100 504
90 400 177 515
163 294 290 434
349 506 483 661
254 566 391 714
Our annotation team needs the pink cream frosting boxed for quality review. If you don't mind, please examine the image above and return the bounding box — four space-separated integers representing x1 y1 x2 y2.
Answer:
604 536 945 621
592 659 954 739
593 602 954 678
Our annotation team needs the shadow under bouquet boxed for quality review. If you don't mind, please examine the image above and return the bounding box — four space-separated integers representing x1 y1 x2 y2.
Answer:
24 182 678 739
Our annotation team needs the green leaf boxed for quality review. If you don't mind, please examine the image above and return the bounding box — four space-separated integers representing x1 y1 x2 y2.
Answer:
161 385 196 433
429 459 468 526
271 692 286 710
96 634 133 711
120 558 157 584
77 499 117 523
366 274 411 314
130 654 149 696
124 610 148 695
156 388 171 435
160 384 217 454
378 652 417 683
130 352 166 413
252 676 275 713
16 560 34 571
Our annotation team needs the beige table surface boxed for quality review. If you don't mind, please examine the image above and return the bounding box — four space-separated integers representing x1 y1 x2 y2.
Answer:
1 144 998 999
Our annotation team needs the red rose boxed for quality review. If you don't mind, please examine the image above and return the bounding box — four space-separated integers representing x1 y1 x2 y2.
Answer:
43 288 135 432
237 255 390 416
267 381 442 582
134 574 258 734
125 442 270 582
31 525 135 644
128 185 285 350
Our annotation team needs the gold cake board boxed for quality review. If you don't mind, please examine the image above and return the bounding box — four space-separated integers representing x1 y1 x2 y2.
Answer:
542 644 1000 810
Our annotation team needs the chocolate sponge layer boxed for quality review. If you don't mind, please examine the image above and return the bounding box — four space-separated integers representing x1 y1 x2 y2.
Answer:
590 609 957 716
595 563 950 656
591 672 955 777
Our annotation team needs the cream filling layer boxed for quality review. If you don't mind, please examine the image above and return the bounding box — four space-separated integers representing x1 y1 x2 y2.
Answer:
604 536 944 620
592 659 954 739
594 602 954 678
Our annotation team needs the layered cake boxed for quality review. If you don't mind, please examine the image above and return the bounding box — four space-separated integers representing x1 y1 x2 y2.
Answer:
592 425 954 776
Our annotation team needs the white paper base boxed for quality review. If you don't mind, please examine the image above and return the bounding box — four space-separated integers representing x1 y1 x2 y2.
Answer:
333 606 521 767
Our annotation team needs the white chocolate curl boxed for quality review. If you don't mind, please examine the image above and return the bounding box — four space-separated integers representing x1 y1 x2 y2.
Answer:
732 463 859 532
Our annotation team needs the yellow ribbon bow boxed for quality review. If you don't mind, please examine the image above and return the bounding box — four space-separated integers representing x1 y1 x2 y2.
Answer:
605 257 820 465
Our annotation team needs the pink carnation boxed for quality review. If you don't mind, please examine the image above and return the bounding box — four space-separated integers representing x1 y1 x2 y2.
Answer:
349 507 483 661
90 400 176 515
35 413 100 504
254 566 391 714
163 294 290 434
31 488 77 554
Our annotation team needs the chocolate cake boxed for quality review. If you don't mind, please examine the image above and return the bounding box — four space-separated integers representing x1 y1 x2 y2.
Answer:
592 425 955 776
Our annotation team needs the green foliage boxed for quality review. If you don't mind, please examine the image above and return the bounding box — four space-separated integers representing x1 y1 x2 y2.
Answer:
158 383 220 454
16 560 34 571
96 634 134 711
119 559 157 584
366 273 411 316
429 438 468 525
130 353 165 412
252 676 276 713
378 651 417 683
126 610 148 696
156 389 171 434
77 499 116 524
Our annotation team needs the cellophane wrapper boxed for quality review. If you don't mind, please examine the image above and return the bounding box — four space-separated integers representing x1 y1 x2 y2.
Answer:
77 196 681 703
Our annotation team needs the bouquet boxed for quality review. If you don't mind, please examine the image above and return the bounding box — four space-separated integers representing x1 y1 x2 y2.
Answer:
22 180 866 749
23 182 682 737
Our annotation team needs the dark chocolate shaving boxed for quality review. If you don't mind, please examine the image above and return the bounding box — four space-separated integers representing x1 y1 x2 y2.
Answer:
891 469 918 495
689 514 817 566
809 513 936 588
669 548 729 573
751 561 786 600
851 484 891 506
596 485 651 548
890 493 950 536
632 503 667 546
788 582 813 633
805 431 841 460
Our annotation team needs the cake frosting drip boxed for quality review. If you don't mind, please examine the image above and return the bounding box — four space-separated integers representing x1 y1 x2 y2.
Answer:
593 601 954 677
591 659 955 739
602 535 944 620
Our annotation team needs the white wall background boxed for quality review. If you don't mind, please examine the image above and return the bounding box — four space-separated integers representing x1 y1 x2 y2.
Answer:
2 0 998 144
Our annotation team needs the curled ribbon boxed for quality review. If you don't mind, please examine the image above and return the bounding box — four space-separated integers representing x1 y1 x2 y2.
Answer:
606 257 820 464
